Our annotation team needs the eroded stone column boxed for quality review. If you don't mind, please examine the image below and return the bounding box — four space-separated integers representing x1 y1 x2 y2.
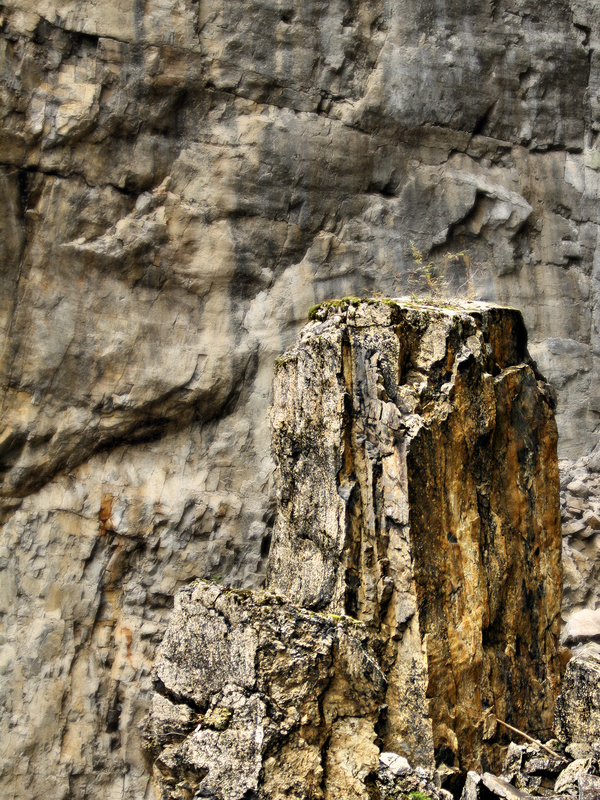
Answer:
268 298 562 772
145 298 562 799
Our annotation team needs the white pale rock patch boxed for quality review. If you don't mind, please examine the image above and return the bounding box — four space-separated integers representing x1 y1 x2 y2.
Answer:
379 752 411 775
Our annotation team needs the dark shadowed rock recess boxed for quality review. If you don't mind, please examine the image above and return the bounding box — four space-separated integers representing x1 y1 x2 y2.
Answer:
2 0 600 796
145 299 563 799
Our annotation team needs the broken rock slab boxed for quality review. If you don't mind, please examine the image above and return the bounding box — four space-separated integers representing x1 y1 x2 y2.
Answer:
555 642 600 745
144 581 386 800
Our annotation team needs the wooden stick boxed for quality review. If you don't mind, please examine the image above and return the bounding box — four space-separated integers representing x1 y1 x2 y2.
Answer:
494 718 568 762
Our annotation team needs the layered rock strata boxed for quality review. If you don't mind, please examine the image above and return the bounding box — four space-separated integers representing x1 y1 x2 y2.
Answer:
268 298 562 774
146 299 563 799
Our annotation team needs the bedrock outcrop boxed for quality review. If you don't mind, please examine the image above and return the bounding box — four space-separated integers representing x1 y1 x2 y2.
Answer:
269 299 562 774
2 1 599 796
145 299 563 799
555 642 600 745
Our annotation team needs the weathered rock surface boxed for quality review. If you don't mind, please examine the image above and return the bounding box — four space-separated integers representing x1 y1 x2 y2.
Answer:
268 298 562 775
459 738 600 798
144 299 563 799
499 741 570 796
555 642 600 745
145 581 386 800
2 0 600 796
560 457 600 630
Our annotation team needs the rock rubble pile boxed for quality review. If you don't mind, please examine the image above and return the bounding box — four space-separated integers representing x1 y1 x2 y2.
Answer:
454 642 600 799
374 639 600 798
560 447 600 642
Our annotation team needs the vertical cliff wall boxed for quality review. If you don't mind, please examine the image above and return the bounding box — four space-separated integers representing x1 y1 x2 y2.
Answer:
0 1 596 797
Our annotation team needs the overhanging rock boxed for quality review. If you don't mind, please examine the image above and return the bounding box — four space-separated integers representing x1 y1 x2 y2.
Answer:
145 298 562 796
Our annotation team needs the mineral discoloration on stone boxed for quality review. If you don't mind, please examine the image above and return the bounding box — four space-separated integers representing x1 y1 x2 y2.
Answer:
269 298 562 773
2 0 598 793
146 299 563 798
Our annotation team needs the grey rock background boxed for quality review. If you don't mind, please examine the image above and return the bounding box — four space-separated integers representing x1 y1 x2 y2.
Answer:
1 0 600 798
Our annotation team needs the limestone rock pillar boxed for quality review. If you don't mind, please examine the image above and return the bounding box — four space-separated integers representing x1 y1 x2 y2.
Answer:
268 298 562 773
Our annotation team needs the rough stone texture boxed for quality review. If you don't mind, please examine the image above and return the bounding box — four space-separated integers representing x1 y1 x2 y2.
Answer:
144 300 563 799
146 586 464 800
461 739 600 798
145 581 386 800
1 0 599 796
555 642 600 745
268 298 562 774
560 457 600 628
500 741 569 796
376 761 454 800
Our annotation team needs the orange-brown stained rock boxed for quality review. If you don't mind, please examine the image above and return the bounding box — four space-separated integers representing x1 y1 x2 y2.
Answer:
268 298 562 773
98 492 114 536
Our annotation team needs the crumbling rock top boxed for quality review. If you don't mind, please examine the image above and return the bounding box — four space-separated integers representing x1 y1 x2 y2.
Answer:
145 581 386 800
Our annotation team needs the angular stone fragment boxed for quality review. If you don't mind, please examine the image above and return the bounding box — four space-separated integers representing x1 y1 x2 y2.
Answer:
268 298 562 773
561 609 600 647
565 742 594 760
566 497 587 513
503 742 525 776
567 480 592 499
577 773 600 799
584 510 600 530
377 761 453 800
588 446 600 474
460 771 482 800
553 757 594 794
481 773 530 798
555 643 600 744
562 519 587 536
379 752 411 775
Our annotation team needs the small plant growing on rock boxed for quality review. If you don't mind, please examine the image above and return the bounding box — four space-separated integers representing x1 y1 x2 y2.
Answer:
408 243 477 300
409 242 445 298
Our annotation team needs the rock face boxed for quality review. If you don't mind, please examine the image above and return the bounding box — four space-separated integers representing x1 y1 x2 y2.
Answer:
560 456 600 631
268 298 562 774
146 299 563 798
1 0 599 796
